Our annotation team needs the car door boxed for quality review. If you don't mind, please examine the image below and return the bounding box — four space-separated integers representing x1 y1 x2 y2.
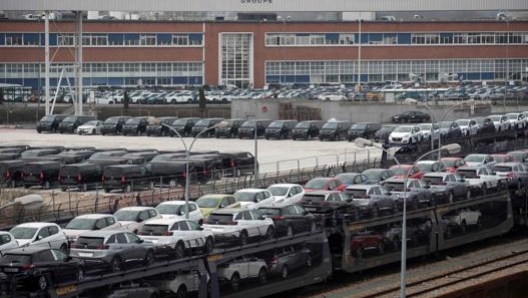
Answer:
235 211 252 236
187 220 206 247
50 249 77 283
250 210 269 236
123 232 145 262
34 249 63 281
33 226 52 248
175 221 196 247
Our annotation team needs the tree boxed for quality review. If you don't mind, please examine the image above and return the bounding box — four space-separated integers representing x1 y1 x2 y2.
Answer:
123 90 130 110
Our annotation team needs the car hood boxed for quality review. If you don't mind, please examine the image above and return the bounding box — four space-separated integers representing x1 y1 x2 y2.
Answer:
16 239 32 247
63 229 91 238
390 132 411 138
239 201 255 209
465 162 483 167
160 214 185 219
200 208 216 217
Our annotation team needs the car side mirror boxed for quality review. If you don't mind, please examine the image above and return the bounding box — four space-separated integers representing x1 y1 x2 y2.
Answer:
36 235 44 241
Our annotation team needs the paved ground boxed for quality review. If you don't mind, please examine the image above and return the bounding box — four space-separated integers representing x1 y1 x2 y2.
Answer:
1 129 381 173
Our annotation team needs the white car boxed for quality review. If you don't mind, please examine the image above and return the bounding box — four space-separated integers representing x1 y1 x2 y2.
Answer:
63 214 121 243
0 231 19 255
456 166 507 194
455 119 479 136
218 257 268 291
9 222 68 250
76 120 103 135
233 189 275 209
505 113 526 129
444 208 482 232
155 201 204 224
167 91 195 104
202 209 274 245
139 218 215 256
317 92 347 101
267 183 305 205
114 206 162 234
146 271 207 297
488 115 511 131
464 154 496 169
416 123 440 142
388 125 422 144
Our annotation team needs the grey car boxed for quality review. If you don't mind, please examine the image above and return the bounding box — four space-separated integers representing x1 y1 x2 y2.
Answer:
381 177 435 210
422 172 471 204
344 184 395 218
70 230 155 273
492 162 528 189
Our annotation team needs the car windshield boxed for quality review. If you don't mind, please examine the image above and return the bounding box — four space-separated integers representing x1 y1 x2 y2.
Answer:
456 120 469 126
156 204 184 215
383 182 405 191
489 116 501 121
439 122 452 128
258 208 281 217
351 123 367 129
196 197 220 208
241 120 257 128
268 186 289 196
195 119 211 126
104 117 120 124
305 179 328 189
9 227 38 239
362 170 383 180
465 155 486 162
393 126 412 133
66 218 96 230
0 235 11 245
62 116 76 123
322 122 338 129
268 121 284 128
234 192 257 202
114 210 139 221
40 116 55 122
295 122 311 128
173 119 189 126
507 114 518 119
336 174 357 185
416 163 434 172
390 166 410 176
494 165 514 172
84 120 99 126
422 176 444 185
418 124 431 130
345 189 367 198
126 118 141 124
441 159 457 167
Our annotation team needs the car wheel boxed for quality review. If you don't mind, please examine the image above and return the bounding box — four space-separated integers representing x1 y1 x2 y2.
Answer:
175 285 187 298
230 273 241 291
239 230 248 246
37 275 48 290
77 268 85 282
280 265 288 279
258 267 267 284
110 257 122 272
286 225 293 237
144 250 155 266
205 237 214 253
460 220 467 234
174 242 185 259
377 242 385 255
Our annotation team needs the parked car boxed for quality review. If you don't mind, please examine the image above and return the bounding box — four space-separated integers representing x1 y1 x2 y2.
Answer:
373 124 397 142
361 168 395 184
389 164 424 179
0 247 84 291
443 208 482 233
257 205 317 237
70 230 156 272
416 123 441 142
145 270 205 298
191 118 225 138
492 162 528 189
455 119 479 136
22 161 61 189
9 223 68 250
155 201 204 224
473 116 496 134
490 154 514 164
196 194 238 218
0 231 19 255
36 114 68 133
264 120 298 140
63 214 121 244
422 172 470 203
114 207 162 234
456 165 506 194
345 185 395 218
335 172 369 186
266 183 305 205
488 115 511 131
350 230 386 258
76 120 102 135
304 177 346 192
217 257 268 290
382 177 435 209
464 154 496 169
266 245 312 278
391 111 430 123
507 151 528 165
102 164 151 193
59 115 95 134
0 160 24 188
291 120 325 140
122 117 151 136
505 112 526 129
388 125 422 144
347 122 382 141
297 191 357 224
439 121 462 139
138 218 215 257
146 117 178 137
202 209 275 245
415 160 446 174
238 119 272 139
101 116 131 135
232 189 275 209
319 121 352 141
215 119 246 138
383 219 432 249
440 157 467 173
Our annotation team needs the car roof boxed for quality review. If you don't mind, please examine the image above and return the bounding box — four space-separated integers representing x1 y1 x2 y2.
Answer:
268 183 300 188
210 208 241 215
495 162 523 167
384 177 419 183
116 206 156 212
423 172 451 177
157 201 194 205
144 218 186 225
235 188 267 193
15 222 58 228
77 230 126 238
416 160 437 164
457 165 485 170
345 184 375 190
304 190 342 195
75 214 113 219
198 194 231 199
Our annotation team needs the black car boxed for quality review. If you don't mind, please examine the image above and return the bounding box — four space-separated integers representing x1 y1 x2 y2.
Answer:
20 148 64 161
292 120 325 140
171 155 223 184
348 122 382 141
122 117 151 136
439 121 463 140
373 124 397 142
263 245 312 278
297 191 357 224
0 247 84 292
36 115 68 133
148 160 188 188
102 164 152 193
101 116 131 135
264 120 299 140
319 121 352 141
221 151 256 176
53 149 96 164
391 111 430 123
0 160 25 188
146 117 178 137
238 119 272 139
22 161 61 189
191 118 225 137
257 205 317 237
215 119 246 138
474 117 497 134
59 115 96 134
122 151 160 162
170 117 202 137
59 163 102 191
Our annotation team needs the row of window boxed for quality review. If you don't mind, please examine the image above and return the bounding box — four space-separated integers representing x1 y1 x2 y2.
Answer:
1 76 204 88
0 33 204 46
265 32 528 46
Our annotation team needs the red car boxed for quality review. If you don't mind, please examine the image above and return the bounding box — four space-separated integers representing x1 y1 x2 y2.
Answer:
440 157 466 173
491 154 514 163
304 177 346 192
389 164 423 179
350 230 385 258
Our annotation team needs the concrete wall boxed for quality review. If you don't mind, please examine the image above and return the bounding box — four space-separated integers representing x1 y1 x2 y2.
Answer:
232 98 528 123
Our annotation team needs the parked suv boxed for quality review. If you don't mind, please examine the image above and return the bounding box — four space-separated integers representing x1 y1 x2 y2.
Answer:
170 117 201 137
347 122 382 141
36 114 68 133
292 120 325 140
215 119 246 138
191 118 225 137
319 121 352 141
0 160 25 188
265 120 299 140
101 116 131 135
59 163 102 191
122 116 151 136
146 117 178 137
59 115 96 134
238 119 272 139
22 161 61 189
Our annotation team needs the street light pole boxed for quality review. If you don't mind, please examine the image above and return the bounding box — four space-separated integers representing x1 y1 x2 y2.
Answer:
354 138 461 298
162 123 221 219
254 120 259 180
503 17 510 113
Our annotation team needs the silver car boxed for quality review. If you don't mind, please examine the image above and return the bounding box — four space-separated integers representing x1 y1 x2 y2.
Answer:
70 230 155 272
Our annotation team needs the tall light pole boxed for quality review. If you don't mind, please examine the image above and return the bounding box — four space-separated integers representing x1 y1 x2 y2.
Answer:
162 123 221 218
354 138 461 298
254 120 259 180
357 12 362 93
499 13 511 112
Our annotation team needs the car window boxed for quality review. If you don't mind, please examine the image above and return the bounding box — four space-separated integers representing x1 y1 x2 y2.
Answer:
106 217 116 226
125 232 141 243
138 211 149 221
220 198 229 208
95 219 106 230
250 211 262 219
51 249 68 261
242 211 252 220
187 221 201 230
263 191 271 199
107 235 117 243
191 204 197 211
178 222 190 231
235 213 244 220
289 187 297 196
37 250 55 262
148 210 158 218
255 193 263 202
115 233 127 244
48 226 59 235
373 187 381 195
37 227 50 240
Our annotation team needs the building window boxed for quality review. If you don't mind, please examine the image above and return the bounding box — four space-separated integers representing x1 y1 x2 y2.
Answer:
6 33 23 46
141 63 156 72
91 34 108 46
172 34 189 45
58 34 75 46
140 34 156 46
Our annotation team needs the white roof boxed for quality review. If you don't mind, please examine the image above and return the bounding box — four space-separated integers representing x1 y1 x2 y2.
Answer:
268 184 301 188
417 160 437 164
235 188 267 193
117 206 155 212
157 201 193 206
144 218 186 225
75 214 113 219
14 222 59 228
